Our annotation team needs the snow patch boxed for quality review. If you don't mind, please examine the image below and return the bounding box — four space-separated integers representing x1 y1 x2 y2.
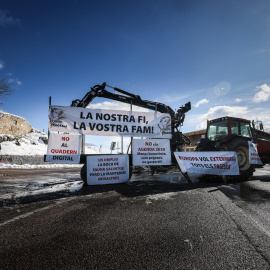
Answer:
0 129 100 156
145 192 176 204
0 163 83 169
0 128 100 168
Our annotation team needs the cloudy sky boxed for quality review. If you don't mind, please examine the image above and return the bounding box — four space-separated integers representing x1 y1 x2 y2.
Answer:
1 0 270 152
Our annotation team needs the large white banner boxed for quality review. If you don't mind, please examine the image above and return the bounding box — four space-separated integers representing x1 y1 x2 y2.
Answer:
132 139 172 166
174 151 240 175
248 141 263 165
48 106 171 138
86 155 130 185
46 133 81 163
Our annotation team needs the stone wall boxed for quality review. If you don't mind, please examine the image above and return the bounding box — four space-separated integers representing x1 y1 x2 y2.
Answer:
0 155 45 165
0 113 32 136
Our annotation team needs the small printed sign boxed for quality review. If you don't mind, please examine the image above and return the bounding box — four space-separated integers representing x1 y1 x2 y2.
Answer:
86 155 129 185
46 133 81 163
174 151 240 175
248 141 263 165
132 139 171 166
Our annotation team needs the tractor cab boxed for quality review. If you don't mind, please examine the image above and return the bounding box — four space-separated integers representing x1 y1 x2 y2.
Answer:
206 117 253 144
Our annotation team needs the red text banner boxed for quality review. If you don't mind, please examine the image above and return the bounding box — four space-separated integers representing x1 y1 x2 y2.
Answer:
86 155 129 185
48 106 171 138
174 151 239 175
132 139 171 166
46 133 81 164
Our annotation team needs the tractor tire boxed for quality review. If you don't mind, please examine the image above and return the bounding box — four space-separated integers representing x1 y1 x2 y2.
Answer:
80 164 87 186
220 138 255 180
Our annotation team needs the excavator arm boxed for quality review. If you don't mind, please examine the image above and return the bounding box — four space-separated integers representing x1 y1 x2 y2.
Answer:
71 82 191 130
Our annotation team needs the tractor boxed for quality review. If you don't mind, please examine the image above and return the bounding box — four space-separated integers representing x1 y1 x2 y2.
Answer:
196 116 270 179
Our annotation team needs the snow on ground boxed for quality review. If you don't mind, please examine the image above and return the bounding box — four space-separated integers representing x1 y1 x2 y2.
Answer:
0 129 100 169
0 129 100 156
0 163 83 169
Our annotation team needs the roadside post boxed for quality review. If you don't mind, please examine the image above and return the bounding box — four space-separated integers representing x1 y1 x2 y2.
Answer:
0 143 2 162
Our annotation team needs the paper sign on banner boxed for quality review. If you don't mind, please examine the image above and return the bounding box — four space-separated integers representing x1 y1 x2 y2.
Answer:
46 133 81 163
174 151 240 175
132 139 171 166
86 155 129 185
248 141 263 165
48 106 171 138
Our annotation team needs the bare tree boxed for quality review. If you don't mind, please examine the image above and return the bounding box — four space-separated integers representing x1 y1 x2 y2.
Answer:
0 78 13 104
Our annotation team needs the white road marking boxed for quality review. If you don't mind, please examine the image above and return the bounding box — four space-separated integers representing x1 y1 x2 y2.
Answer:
0 197 74 227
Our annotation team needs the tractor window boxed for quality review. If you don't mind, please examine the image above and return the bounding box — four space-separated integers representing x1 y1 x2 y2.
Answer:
207 120 228 141
240 122 252 138
231 121 239 135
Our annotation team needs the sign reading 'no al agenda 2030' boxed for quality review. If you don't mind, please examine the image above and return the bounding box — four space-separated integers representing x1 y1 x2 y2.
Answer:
132 139 172 166
48 106 172 138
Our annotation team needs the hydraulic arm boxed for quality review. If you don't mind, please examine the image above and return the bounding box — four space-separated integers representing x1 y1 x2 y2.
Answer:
71 82 191 131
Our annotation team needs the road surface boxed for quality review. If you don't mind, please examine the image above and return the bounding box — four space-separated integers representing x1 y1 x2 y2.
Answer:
0 167 270 269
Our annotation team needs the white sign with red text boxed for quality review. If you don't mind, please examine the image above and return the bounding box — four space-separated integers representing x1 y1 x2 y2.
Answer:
174 151 240 175
46 133 81 163
86 155 129 185
248 141 263 165
132 139 171 166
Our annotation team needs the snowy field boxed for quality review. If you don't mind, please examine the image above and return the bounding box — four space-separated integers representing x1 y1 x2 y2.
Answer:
0 129 99 169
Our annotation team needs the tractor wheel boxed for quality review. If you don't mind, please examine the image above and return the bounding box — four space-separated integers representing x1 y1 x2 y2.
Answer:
220 138 254 180
80 164 87 186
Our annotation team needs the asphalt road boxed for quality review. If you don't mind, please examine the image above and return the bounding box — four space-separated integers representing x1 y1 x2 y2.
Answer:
1 168 270 269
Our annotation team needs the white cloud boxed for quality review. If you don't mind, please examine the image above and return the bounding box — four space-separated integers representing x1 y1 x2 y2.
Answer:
235 98 241 103
194 98 209 108
0 63 3 70
192 105 270 133
196 105 249 129
156 94 190 103
253 84 270 103
7 78 23 86
0 10 20 27
87 101 149 112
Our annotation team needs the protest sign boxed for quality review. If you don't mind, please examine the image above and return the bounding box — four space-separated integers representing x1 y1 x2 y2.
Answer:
46 133 81 163
248 141 263 165
174 151 239 175
86 155 129 185
132 139 171 166
48 106 171 138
